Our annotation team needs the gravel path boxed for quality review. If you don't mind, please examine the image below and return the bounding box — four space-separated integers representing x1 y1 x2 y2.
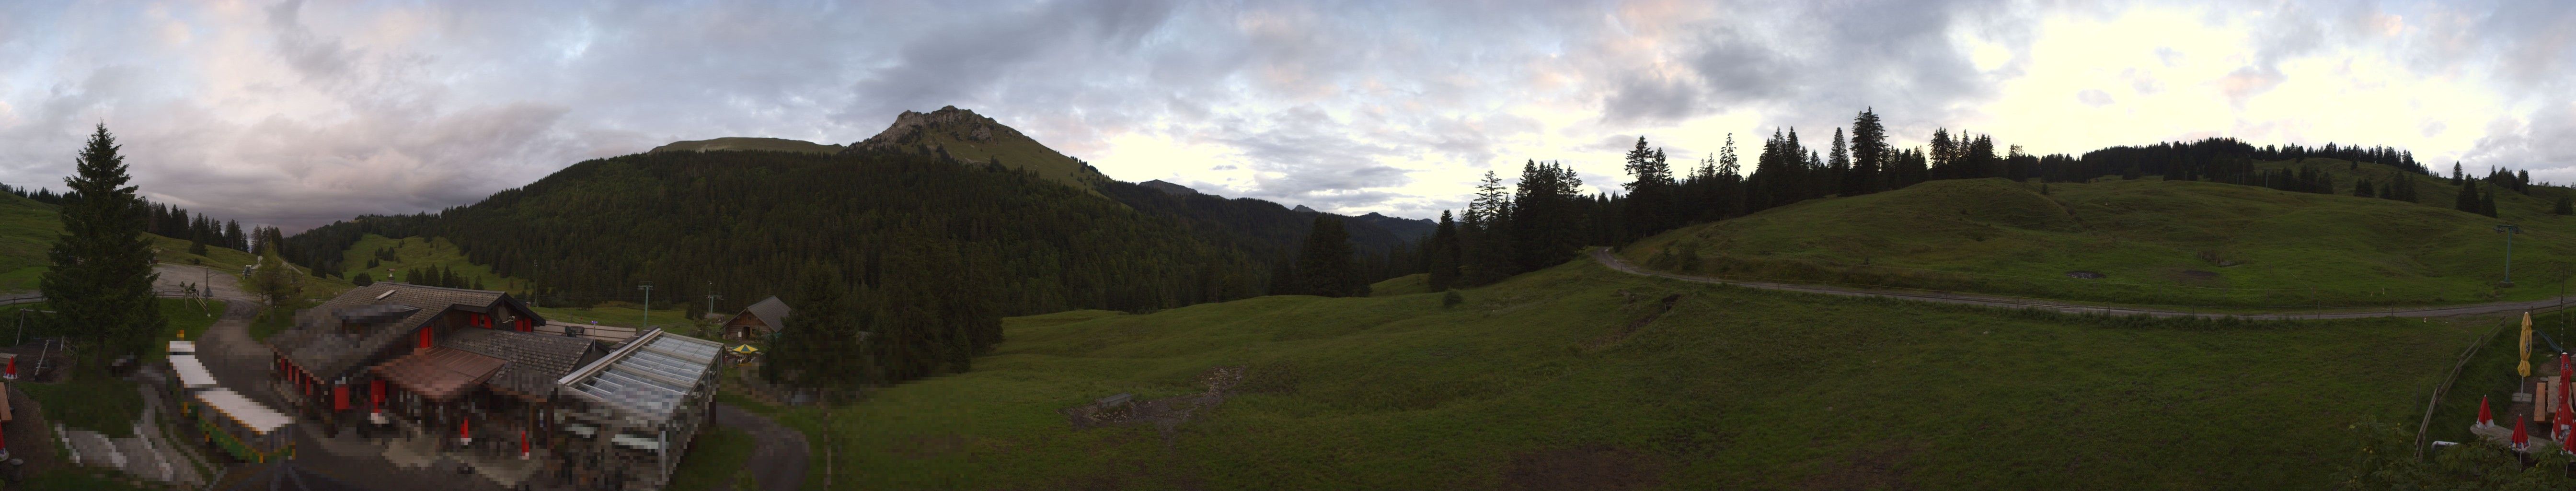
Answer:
715 403 811 491
1589 247 2573 320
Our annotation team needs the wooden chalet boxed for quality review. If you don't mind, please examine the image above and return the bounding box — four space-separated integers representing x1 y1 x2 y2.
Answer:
720 296 791 340
267 283 609 457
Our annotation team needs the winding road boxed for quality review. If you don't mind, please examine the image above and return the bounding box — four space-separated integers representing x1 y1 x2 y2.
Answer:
1589 247 2571 320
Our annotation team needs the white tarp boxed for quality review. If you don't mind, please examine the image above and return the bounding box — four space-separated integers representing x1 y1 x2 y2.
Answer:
169 355 218 390
195 388 292 435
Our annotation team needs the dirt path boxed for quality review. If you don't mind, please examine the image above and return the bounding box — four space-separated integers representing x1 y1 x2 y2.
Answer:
1589 247 2572 320
715 403 810 491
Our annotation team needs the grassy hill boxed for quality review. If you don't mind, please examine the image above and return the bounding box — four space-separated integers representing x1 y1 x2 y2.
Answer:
1621 161 2576 308
754 255 2478 489
0 191 264 291
0 192 57 290
336 234 524 291
647 137 843 155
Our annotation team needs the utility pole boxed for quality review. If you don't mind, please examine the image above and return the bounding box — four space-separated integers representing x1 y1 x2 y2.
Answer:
638 282 654 329
705 281 723 319
2497 224 2523 287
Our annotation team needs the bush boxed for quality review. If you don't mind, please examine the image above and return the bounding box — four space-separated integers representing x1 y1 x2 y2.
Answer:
1441 290 1463 308
352 273 374 287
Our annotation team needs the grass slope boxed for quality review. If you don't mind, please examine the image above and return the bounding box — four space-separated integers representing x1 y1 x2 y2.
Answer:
1625 162 2576 308
1368 273 1432 296
337 234 524 292
767 256 2477 490
0 190 270 292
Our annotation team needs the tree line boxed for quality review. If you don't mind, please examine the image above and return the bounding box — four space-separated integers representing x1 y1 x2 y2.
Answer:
9 181 257 257
1417 107 2502 291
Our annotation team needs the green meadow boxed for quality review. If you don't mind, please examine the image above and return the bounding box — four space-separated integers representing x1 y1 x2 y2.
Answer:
754 256 2481 490
1623 160 2576 309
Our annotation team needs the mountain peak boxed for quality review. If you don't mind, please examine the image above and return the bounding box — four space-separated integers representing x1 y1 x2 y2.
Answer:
1293 205 1317 213
840 106 1108 191
854 105 1024 151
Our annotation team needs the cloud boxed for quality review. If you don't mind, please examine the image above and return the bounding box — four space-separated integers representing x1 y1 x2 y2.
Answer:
2076 89 2115 107
4 0 2576 229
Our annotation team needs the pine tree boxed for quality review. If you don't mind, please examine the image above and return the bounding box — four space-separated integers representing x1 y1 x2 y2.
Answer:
1425 211 1461 291
1292 216 1366 297
1620 137 1675 239
1828 128 1852 195
1461 171 1516 286
1928 128 1955 179
2482 187 2499 218
40 124 167 362
1850 108 1887 194
2556 193 2574 216
2458 179 2481 214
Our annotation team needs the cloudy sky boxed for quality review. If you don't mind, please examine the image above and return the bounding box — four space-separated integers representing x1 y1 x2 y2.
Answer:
2 0 2572 231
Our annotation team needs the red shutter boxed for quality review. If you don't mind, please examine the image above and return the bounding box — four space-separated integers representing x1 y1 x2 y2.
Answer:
419 327 433 349
371 379 386 413
334 384 350 410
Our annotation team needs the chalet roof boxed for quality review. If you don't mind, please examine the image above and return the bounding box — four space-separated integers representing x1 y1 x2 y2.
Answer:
557 329 723 424
739 296 792 328
439 328 607 401
269 283 520 378
369 347 507 401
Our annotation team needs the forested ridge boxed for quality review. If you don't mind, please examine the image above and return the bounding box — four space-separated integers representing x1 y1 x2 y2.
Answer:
276 125 1449 386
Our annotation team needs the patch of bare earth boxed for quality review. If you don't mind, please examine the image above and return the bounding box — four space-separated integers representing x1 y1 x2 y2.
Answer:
1795 445 1916 491
1582 291 1682 350
1501 445 1664 491
1061 365 1247 446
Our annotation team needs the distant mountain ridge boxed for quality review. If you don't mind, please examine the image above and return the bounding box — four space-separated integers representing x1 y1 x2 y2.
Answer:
649 137 843 155
1140 179 1201 196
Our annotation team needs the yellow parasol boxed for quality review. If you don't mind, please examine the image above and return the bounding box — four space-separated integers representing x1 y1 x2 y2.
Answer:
2521 311 2535 377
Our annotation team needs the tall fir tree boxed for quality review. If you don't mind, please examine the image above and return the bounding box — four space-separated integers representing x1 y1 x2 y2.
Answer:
1461 171 1516 286
1425 210 1462 291
2457 179 2482 214
1620 137 1676 240
1827 128 1852 195
40 124 166 362
1850 108 1887 194
1292 216 1367 297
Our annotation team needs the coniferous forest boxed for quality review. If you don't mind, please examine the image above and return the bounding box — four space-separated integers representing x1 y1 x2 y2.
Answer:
280 148 1428 386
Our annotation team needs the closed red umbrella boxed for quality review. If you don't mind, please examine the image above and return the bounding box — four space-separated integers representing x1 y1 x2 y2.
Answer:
2516 418 2530 452
2481 396 2496 427
2556 398 2573 449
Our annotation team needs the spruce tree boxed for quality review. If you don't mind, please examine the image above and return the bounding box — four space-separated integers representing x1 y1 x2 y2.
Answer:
2458 179 2481 214
1293 216 1365 297
2556 193 2574 216
1850 108 1887 194
41 124 166 362
1425 211 1461 291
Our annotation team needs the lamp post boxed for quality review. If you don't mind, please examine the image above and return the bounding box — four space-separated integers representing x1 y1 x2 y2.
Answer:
638 282 654 329
2498 224 2524 287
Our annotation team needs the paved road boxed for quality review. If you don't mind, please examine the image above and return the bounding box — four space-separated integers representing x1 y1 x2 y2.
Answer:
715 403 811 491
1589 247 2572 320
